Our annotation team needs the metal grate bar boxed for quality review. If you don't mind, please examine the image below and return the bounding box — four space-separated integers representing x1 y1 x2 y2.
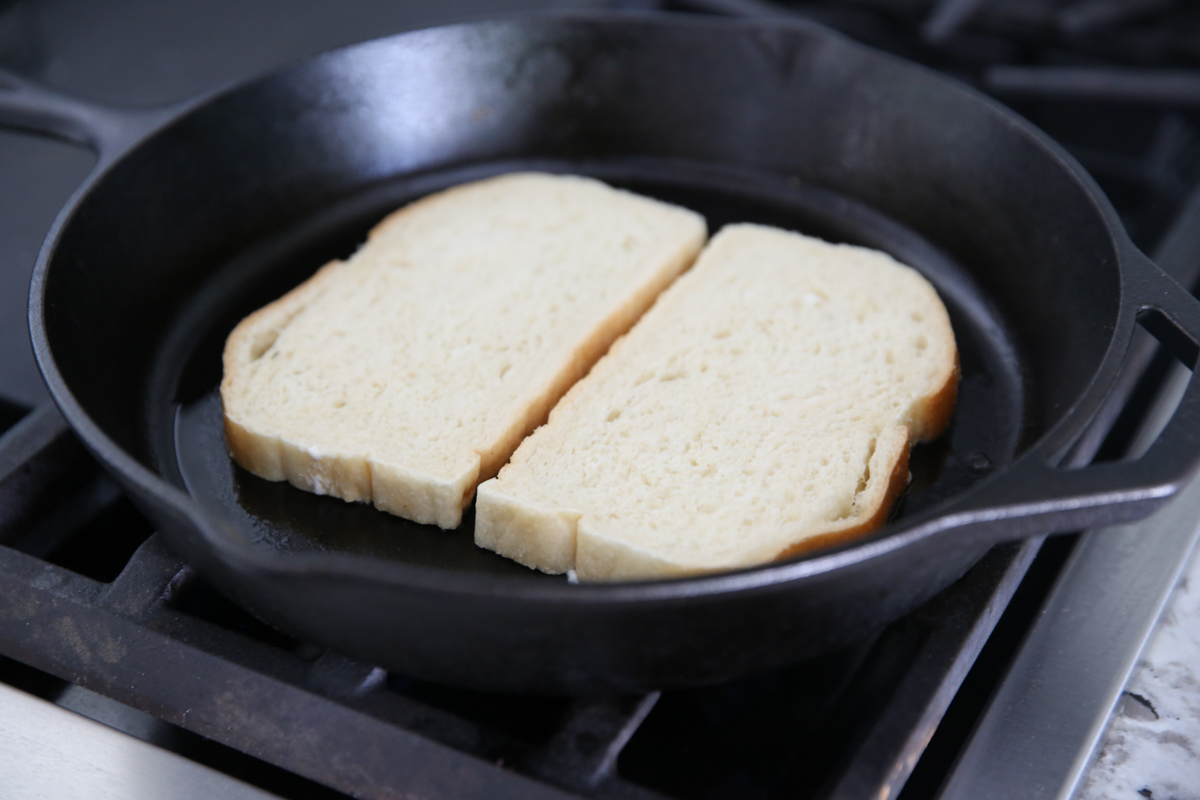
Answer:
0 532 577 800
818 540 1040 800
922 0 995 42
0 403 94 544
523 693 663 795
985 66 1200 106
1059 0 1174 36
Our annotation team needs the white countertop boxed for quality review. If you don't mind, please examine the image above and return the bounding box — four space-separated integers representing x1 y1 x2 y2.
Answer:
1077 539 1200 800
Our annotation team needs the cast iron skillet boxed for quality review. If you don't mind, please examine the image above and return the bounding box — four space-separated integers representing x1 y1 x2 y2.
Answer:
4 14 1200 693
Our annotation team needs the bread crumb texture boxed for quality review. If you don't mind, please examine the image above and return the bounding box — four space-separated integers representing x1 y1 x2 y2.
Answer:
475 223 958 581
221 173 706 528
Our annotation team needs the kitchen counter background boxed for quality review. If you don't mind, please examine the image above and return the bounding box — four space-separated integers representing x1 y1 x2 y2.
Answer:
1078 538 1200 800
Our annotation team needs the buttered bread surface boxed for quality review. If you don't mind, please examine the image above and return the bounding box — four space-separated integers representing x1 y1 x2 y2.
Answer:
475 223 959 581
220 173 707 528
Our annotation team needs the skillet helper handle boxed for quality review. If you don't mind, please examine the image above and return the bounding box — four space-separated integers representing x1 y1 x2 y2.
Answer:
952 253 1200 541
0 67 175 160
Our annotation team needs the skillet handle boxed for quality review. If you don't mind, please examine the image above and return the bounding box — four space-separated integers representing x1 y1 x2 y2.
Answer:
0 67 177 160
947 251 1200 541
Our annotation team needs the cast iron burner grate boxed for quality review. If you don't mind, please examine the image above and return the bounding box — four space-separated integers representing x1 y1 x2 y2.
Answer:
665 0 1200 246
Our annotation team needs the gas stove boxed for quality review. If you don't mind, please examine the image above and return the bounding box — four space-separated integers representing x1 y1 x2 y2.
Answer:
1 1 1198 798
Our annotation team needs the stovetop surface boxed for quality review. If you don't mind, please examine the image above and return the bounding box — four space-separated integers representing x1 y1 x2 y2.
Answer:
2 2 1199 799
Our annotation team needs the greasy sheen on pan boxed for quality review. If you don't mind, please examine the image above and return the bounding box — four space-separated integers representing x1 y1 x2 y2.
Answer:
220 173 707 528
475 224 959 581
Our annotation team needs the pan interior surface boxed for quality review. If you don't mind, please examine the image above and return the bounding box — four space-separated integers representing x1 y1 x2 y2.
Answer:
153 158 1027 582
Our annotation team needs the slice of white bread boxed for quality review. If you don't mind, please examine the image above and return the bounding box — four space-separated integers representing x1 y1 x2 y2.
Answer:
475 223 958 581
221 173 707 528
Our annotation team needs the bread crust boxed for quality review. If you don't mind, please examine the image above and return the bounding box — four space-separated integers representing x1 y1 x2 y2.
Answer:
770 352 960 564
474 490 581 574
910 353 960 443
765 324 962 567
773 428 912 562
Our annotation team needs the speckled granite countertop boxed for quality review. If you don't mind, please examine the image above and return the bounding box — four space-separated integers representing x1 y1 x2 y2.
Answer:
1077 542 1200 800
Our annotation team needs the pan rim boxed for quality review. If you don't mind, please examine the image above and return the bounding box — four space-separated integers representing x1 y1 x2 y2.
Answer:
27 11 1136 604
